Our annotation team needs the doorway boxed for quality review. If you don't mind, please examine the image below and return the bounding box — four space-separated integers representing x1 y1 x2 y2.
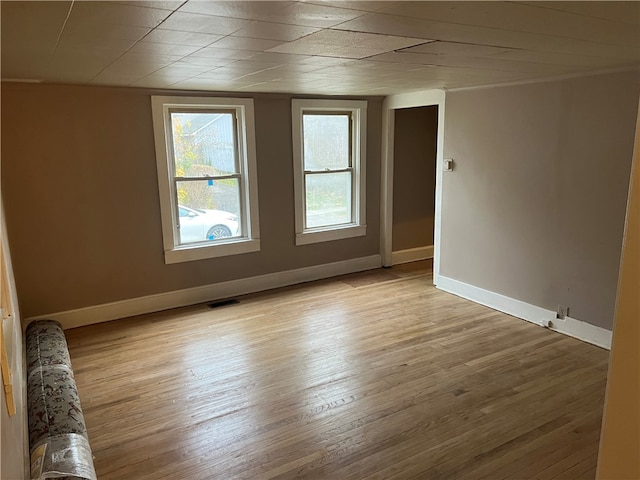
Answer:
381 90 445 284
391 106 438 265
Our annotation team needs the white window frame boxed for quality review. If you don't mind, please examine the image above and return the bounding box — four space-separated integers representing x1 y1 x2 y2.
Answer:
292 99 367 246
151 96 260 264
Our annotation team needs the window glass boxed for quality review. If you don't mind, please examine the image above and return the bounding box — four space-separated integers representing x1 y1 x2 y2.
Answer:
171 112 237 176
305 172 351 228
302 114 350 171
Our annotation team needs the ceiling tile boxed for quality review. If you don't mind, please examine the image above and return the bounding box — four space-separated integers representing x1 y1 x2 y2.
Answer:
268 30 432 59
188 46 257 61
261 2 366 28
128 41 202 57
248 52 315 64
159 12 252 36
377 1 638 47
66 1 171 28
115 1 184 11
209 36 286 52
299 1 397 13
334 12 640 61
151 63 215 77
176 57 238 68
516 1 640 26
179 1 292 20
492 49 635 68
51 43 132 63
400 41 514 57
142 29 224 47
1 1 72 49
231 21 320 42
368 51 591 75
59 22 150 44
116 51 184 66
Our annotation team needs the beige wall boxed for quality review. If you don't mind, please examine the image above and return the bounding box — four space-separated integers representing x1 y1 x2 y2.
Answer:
1 84 382 319
442 71 640 330
597 100 640 479
392 106 438 252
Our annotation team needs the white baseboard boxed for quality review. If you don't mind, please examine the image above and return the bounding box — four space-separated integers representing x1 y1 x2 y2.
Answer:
436 275 612 350
391 245 434 265
27 255 382 330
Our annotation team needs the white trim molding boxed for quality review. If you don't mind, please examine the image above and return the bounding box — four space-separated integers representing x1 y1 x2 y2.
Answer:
381 89 445 287
27 255 382 330
437 275 612 350
292 98 367 246
150 96 261 264
391 245 434 265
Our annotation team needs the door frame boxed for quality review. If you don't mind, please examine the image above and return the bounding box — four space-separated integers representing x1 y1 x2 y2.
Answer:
380 89 446 285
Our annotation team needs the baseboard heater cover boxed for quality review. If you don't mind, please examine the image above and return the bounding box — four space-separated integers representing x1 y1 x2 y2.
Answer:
25 320 97 480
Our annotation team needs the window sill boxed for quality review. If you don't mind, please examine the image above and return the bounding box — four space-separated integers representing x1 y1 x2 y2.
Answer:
296 225 366 246
164 238 260 264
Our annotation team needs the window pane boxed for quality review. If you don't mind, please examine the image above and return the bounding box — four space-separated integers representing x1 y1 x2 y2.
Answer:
303 114 350 171
176 179 241 244
171 112 237 177
305 172 351 228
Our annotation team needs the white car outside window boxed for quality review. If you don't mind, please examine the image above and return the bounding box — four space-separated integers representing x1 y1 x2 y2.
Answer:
178 206 239 244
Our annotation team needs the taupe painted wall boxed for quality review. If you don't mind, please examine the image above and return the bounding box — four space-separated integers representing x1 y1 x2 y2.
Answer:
441 71 640 330
392 106 438 252
597 100 639 479
1 84 382 319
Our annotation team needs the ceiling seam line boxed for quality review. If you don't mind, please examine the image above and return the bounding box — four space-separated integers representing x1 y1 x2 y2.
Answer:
53 0 75 53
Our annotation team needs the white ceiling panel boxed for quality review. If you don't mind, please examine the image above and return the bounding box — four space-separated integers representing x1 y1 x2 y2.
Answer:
397 41 633 68
516 1 640 26
0 1 71 50
1 1 638 94
116 1 185 11
231 21 320 42
260 2 366 27
377 2 638 46
158 12 252 35
300 1 398 12
268 30 432 59
176 57 238 68
142 29 224 47
179 1 292 20
400 41 515 57
334 13 640 60
128 41 202 57
187 46 257 61
209 36 287 52
65 2 172 29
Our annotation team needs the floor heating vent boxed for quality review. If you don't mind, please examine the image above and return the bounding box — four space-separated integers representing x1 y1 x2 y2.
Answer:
208 299 239 309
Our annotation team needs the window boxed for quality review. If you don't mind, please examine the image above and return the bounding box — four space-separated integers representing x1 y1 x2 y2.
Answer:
292 99 367 245
151 96 260 263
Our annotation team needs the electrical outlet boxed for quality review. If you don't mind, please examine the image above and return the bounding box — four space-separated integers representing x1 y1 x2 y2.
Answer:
556 305 569 320
443 158 454 171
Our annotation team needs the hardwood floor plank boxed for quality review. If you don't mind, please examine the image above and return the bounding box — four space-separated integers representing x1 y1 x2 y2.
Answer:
65 261 608 479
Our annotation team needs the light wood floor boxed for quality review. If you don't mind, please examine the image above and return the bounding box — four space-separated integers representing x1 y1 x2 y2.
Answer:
65 261 609 480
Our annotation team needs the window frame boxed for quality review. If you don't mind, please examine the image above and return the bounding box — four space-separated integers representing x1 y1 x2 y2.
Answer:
292 99 367 246
151 96 260 264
